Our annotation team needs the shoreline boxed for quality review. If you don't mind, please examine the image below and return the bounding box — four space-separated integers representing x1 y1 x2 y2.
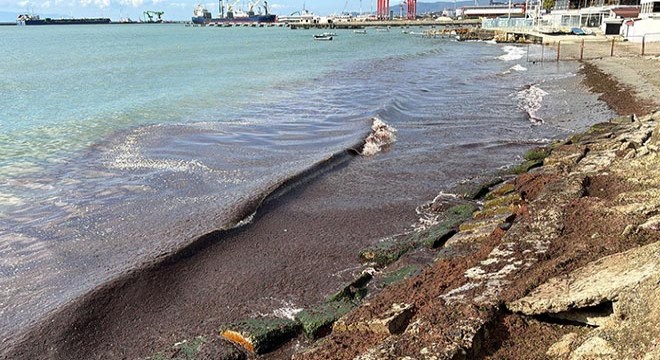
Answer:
3 47 656 356
275 59 660 358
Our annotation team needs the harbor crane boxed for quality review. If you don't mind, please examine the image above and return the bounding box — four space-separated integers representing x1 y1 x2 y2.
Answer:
247 0 270 15
143 10 164 22
406 0 416 19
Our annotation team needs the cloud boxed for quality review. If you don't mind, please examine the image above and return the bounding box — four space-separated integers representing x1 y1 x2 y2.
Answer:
93 0 108 8
167 2 188 8
119 0 143 7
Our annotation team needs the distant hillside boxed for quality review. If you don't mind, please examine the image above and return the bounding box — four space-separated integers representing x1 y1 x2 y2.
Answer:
391 1 492 14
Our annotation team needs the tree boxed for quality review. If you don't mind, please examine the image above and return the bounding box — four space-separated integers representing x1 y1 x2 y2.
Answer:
543 0 556 11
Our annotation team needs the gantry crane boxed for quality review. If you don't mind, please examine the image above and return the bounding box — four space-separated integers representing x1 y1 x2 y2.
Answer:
143 10 164 23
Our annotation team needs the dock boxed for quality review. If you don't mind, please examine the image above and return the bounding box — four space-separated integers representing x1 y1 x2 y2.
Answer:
288 19 481 30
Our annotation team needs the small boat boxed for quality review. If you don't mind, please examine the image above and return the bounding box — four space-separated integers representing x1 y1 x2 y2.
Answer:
353 29 367 34
313 34 333 41
322 32 336 36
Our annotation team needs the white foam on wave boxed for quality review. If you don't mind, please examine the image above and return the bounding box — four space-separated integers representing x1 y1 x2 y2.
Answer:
498 46 527 61
515 84 548 124
510 64 527 72
105 126 212 172
104 125 244 184
484 39 498 45
361 117 397 156
413 192 460 231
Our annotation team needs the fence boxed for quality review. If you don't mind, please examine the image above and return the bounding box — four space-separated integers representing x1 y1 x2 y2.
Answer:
525 37 660 63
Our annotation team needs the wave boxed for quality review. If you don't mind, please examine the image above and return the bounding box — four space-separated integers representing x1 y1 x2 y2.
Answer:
498 45 527 61
361 117 398 156
2 116 391 356
515 84 548 124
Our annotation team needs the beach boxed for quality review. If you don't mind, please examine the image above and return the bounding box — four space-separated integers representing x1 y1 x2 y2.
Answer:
1 26 657 359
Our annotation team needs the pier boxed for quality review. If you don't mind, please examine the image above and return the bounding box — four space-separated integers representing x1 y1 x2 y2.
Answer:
288 19 481 30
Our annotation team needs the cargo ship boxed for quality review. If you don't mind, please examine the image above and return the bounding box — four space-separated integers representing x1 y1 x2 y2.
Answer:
192 0 276 25
17 14 110 25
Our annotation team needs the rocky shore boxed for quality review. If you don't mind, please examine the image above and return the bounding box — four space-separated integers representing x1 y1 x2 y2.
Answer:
138 54 660 360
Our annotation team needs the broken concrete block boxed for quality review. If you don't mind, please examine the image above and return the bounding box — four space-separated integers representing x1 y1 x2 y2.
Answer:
296 300 354 339
333 303 415 336
220 317 301 354
507 241 660 316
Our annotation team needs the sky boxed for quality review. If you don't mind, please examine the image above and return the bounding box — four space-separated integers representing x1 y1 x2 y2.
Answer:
0 0 399 21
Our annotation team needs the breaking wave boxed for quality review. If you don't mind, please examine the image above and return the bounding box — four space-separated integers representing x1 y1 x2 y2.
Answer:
498 46 527 61
515 84 548 124
361 117 398 156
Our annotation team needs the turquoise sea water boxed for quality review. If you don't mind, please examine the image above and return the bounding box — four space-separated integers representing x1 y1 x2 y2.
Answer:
1 25 413 174
0 24 616 349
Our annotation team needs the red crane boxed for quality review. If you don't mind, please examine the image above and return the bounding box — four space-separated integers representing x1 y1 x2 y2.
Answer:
377 0 390 20
406 0 416 20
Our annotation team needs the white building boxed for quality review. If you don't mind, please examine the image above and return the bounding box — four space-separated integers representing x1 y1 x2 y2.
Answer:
620 0 660 42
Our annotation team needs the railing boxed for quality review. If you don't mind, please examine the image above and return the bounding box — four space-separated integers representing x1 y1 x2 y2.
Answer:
482 18 534 30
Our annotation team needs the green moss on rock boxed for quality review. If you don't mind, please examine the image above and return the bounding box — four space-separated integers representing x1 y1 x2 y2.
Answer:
359 238 415 267
523 147 551 162
452 178 504 200
510 159 544 174
483 192 521 210
382 265 422 286
408 204 478 249
296 300 354 339
328 272 373 302
484 182 516 201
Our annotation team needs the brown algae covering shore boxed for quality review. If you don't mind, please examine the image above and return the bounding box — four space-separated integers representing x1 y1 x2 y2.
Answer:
128 58 660 359
5 56 659 359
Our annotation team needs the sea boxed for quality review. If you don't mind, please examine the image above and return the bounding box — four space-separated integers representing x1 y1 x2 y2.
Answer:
0 24 615 354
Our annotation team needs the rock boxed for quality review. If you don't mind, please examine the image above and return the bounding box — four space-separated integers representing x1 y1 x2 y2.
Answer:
508 241 660 316
482 192 521 210
359 234 415 267
509 159 544 174
408 203 478 249
452 177 503 200
544 144 587 168
610 114 636 124
623 149 636 159
523 147 551 162
295 300 354 339
637 214 660 232
328 271 372 302
381 265 422 286
473 204 515 220
570 336 618 360
547 333 578 358
619 141 635 152
333 303 415 336
220 317 301 354
484 182 516 201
